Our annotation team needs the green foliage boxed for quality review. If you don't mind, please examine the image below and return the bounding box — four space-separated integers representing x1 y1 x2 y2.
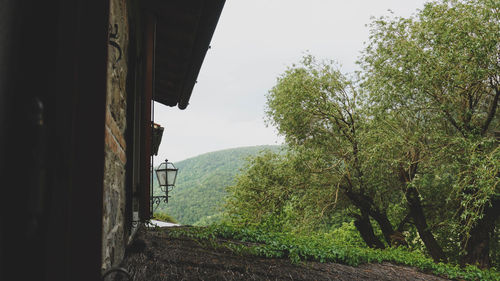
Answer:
167 224 500 281
225 148 356 234
152 212 178 223
359 0 499 264
225 151 293 231
360 0 499 201
154 145 283 225
225 0 499 268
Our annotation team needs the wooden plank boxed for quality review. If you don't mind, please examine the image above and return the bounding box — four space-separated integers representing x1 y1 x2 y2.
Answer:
140 14 155 221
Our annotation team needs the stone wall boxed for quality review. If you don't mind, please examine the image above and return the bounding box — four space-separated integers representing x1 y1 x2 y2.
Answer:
102 0 129 271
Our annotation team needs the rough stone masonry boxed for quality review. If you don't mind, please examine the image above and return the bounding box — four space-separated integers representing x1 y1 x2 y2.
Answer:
102 0 129 271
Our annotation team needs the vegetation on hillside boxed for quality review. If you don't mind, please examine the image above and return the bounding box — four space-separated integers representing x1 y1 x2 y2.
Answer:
153 145 283 225
152 212 178 224
224 0 499 271
168 224 500 281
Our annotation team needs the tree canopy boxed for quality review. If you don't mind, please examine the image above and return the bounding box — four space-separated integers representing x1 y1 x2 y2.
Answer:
225 0 499 268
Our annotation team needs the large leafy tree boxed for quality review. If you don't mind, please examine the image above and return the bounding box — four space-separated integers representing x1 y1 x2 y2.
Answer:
265 56 403 249
226 0 499 268
360 0 499 267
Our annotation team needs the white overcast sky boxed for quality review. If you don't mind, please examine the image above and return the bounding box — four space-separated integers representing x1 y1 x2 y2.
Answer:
154 0 428 163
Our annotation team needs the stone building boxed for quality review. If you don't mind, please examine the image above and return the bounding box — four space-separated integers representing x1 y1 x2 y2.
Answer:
0 0 224 280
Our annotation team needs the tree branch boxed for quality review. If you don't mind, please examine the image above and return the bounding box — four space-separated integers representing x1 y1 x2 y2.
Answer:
425 89 466 137
481 84 499 135
397 212 413 232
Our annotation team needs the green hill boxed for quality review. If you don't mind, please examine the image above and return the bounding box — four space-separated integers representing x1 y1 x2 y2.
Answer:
154 145 283 225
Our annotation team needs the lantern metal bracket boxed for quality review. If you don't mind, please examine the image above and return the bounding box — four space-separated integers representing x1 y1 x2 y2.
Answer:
152 195 169 205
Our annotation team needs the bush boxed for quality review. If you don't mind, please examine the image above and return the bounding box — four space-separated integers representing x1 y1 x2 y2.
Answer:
153 212 178 223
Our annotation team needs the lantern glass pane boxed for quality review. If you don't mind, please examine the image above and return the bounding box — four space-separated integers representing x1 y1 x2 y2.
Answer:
167 170 177 186
156 162 167 186
158 171 167 186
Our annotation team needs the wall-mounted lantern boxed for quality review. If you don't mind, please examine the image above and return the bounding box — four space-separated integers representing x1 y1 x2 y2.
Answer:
156 159 178 189
152 159 178 207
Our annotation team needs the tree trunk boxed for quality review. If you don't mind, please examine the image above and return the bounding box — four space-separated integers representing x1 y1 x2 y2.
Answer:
397 157 445 261
368 208 397 246
461 197 500 269
406 187 445 262
346 190 398 246
354 211 385 249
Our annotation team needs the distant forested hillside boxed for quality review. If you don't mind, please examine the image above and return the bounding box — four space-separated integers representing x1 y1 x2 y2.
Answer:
154 145 283 225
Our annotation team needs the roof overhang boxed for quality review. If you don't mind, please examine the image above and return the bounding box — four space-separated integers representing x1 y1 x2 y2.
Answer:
144 0 225 109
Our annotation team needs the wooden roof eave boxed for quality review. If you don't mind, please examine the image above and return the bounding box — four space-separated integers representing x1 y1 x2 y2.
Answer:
143 0 225 110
